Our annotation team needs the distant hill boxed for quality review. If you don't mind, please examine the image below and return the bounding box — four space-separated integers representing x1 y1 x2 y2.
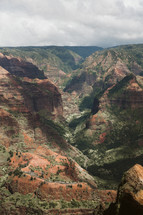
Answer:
64 44 143 103
0 46 82 72
0 46 102 88
64 46 103 58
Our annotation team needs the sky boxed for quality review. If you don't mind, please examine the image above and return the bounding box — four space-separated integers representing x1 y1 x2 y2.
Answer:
0 0 143 48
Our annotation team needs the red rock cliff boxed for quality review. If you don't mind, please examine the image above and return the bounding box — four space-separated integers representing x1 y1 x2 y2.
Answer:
0 52 46 79
104 164 143 215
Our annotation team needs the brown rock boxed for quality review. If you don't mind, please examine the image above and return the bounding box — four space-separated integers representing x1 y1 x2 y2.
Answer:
0 53 46 79
88 74 143 145
105 164 143 215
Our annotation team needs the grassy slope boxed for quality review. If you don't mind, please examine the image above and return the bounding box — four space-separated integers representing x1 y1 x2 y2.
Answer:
111 44 143 68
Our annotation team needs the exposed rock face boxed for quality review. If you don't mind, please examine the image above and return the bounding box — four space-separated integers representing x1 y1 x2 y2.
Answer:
64 46 143 119
73 73 143 189
0 47 84 90
108 75 143 110
63 48 143 121
64 50 132 97
0 64 63 118
0 56 64 149
19 78 63 117
104 164 143 215
0 54 105 213
88 74 143 144
7 146 97 202
0 53 46 79
1 46 143 213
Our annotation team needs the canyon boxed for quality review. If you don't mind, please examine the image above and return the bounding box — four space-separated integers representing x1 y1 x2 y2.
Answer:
0 44 143 214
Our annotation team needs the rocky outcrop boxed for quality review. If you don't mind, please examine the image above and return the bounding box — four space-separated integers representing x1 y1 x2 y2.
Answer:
19 78 63 117
73 73 143 190
0 56 67 155
108 74 143 110
64 50 131 97
0 53 46 79
104 164 143 215
0 64 63 117
0 56 64 147
63 49 138 120
64 45 143 111
0 54 103 211
88 74 143 143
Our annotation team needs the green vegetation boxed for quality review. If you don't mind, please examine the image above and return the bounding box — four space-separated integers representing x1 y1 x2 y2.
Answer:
79 95 95 111
40 117 66 138
114 44 143 69
0 190 44 214
0 46 82 75
108 73 135 96
68 62 143 189
0 185 97 214
1 43 143 209
64 73 83 93
74 130 96 151
106 107 143 147
64 46 103 58
64 44 143 104
81 102 143 188
13 167 23 177
79 88 105 112
64 70 97 94
9 150 13 158
69 112 90 130
0 146 9 179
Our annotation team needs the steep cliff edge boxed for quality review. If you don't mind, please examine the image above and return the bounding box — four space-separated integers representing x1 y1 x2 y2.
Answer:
61 45 143 191
0 53 108 214
1 45 143 214
0 47 83 88
72 73 143 189
0 53 46 79
104 164 143 215
64 45 143 113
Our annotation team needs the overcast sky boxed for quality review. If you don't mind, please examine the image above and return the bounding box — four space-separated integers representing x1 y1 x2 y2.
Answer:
0 0 143 48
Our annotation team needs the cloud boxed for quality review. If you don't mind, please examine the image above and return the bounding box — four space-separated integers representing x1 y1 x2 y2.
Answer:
0 0 142 47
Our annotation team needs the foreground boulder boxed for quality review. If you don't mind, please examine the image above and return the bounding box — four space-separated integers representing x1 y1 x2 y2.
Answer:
105 164 143 215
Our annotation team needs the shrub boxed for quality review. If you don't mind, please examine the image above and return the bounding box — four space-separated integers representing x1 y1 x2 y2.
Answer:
13 168 23 177
71 199 80 208
9 150 13 157
77 184 82 188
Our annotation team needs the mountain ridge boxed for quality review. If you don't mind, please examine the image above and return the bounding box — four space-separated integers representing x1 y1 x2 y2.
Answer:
0 52 114 214
0 44 143 214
